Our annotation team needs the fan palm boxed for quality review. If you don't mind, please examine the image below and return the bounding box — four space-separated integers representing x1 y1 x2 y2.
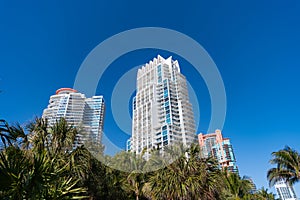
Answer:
0 118 90 199
0 147 85 199
148 144 223 200
49 118 77 154
0 119 14 149
27 117 51 154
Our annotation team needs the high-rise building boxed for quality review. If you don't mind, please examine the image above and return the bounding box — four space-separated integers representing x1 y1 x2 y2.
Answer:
127 55 197 155
242 176 257 194
198 129 238 173
274 179 297 200
42 88 105 146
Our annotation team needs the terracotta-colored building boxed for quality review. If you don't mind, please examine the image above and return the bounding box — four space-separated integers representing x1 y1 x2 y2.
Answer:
198 129 238 173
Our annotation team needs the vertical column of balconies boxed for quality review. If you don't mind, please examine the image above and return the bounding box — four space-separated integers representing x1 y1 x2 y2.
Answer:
174 71 196 146
82 96 105 145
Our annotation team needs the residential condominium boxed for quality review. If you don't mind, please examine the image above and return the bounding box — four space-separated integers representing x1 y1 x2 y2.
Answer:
242 176 257 194
198 129 238 173
127 55 197 156
42 88 105 146
274 178 297 200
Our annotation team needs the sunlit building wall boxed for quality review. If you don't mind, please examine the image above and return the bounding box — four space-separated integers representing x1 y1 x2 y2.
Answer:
198 129 238 173
274 178 297 200
127 55 197 155
42 88 105 146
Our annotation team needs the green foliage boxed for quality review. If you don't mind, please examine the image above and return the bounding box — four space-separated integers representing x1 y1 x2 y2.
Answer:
254 187 276 200
222 174 276 200
147 144 224 200
0 118 283 199
267 146 300 187
223 171 252 199
0 119 15 149
0 118 87 199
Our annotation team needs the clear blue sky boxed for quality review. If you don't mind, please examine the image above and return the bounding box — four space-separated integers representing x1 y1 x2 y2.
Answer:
1 0 300 195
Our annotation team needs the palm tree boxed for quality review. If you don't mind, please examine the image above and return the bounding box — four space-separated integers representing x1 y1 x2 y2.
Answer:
0 119 14 149
223 172 252 200
8 122 30 149
123 170 147 200
255 187 275 200
267 146 300 187
0 146 29 199
68 145 91 181
110 150 148 200
0 147 87 199
27 117 51 153
50 118 77 153
0 118 89 199
148 144 223 200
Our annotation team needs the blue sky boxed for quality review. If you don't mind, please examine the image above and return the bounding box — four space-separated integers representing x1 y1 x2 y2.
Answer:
1 0 300 195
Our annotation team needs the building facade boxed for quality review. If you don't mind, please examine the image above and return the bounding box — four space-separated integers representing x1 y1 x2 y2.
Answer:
198 129 238 173
42 88 105 146
127 55 197 155
242 176 257 194
274 179 297 200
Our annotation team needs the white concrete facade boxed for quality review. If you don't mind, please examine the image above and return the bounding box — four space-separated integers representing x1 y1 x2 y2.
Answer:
42 88 105 146
274 179 297 200
127 55 197 154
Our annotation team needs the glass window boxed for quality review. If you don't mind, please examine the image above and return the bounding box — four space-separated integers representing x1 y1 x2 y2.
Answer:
162 130 167 136
166 118 171 124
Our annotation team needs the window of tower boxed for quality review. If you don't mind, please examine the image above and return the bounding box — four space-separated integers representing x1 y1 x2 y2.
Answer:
162 130 167 136
157 65 162 83
164 90 168 97
166 117 171 124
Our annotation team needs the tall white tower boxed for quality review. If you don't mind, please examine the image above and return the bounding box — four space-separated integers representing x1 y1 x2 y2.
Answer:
42 88 105 146
274 179 297 200
127 55 196 154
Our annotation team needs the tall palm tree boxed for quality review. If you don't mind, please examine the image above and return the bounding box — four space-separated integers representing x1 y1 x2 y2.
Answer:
267 146 300 187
